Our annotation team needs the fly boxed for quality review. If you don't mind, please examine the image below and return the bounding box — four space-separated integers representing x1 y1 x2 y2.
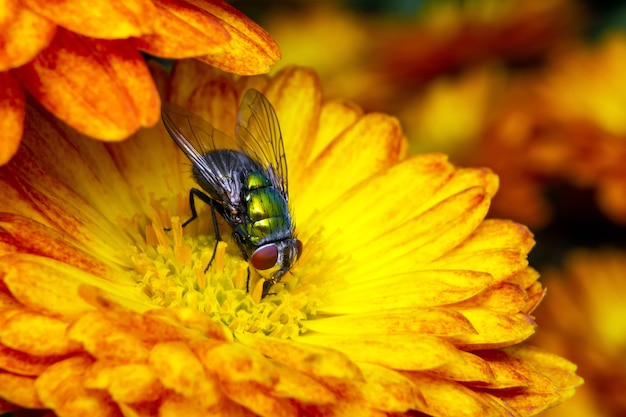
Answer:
161 89 302 298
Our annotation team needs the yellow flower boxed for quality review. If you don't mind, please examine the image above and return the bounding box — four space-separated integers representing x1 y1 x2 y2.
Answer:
0 0 280 166
0 63 580 416
532 249 626 417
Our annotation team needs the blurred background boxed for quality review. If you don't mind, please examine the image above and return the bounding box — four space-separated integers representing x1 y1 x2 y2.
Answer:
230 1 626 415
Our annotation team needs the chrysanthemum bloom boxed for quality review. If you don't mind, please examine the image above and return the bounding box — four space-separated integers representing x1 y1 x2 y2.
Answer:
532 249 626 417
0 63 581 416
457 33 626 228
0 0 280 166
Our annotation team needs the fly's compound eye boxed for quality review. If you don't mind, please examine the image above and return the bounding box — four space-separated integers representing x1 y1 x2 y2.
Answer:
251 244 279 270
296 239 303 260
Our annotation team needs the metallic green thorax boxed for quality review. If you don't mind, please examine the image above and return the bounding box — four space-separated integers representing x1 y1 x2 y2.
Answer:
238 171 292 245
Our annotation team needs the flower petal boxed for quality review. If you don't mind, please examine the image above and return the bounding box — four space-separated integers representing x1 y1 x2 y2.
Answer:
0 310 81 356
23 0 158 39
0 71 25 165
301 308 476 338
188 0 281 74
0 371 44 408
133 0 230 58
0 343 62 376
450 310 536 349
310 98 364 163
358 363 427 412
295 112 406 221
321 270 495 314
83 362 164 403
0 4 56 70
14 28 160 141
299 333 462 371
35 356 121 416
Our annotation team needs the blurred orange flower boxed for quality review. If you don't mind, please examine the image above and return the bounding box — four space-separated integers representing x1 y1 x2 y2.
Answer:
532 249 626 417
0 63 581 416
0 0 280 165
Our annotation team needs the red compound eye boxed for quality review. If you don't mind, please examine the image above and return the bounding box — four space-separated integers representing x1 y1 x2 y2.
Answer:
251 245 279 270
296 239 303 259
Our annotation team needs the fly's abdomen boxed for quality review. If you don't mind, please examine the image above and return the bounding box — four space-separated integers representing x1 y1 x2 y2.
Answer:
244 172 292 244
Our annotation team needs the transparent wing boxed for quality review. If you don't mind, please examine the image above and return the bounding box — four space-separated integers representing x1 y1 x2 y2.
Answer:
235 89 289 198
161 102 242 209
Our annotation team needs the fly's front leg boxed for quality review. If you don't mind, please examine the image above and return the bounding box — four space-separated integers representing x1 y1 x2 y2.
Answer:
181 188 224 273
231 232 251 291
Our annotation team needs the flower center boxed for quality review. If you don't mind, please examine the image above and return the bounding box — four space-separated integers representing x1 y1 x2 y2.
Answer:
125 201 324 339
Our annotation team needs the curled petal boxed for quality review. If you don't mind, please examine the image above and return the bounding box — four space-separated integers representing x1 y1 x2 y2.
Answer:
0 4 56 70
0 371 44 408
22 0 158 39
14 28 160 141
35 356 121 416
188 0 281 74
134 0 230 57
0 71 24 165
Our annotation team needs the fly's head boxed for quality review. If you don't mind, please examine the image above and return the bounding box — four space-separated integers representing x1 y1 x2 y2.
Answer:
250 237 303 286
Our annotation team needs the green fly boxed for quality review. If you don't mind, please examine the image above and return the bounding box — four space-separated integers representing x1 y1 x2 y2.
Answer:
161 89 302 297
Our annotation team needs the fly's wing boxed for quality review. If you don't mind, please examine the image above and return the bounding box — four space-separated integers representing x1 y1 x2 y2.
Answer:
161 103 241 209
235 89 289 199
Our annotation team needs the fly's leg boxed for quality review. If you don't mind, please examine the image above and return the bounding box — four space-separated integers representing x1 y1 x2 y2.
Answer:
232 232 251 291
180 188 223 272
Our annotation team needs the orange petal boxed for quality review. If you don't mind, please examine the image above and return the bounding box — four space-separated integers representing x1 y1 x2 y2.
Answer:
0 4 56 70
0 371 44 408
0 343 63 376
14 28 160 141
429 350 495 384
22 0 158 39
189 0 281 74
0 214 115 280
84 363 164 404
0 71 25 165
35 356 121 416
0 310 81 356
134 0 229 57
149 341 220 408
219 380 297 417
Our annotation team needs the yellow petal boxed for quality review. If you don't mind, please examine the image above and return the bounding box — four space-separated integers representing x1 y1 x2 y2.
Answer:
134 0 230 58
0 371 44 408
453 282 527 314
0 71 24 165
358 363 427 412
0 4 56 70
321 270 495 314
189 0 281 74
345 187 490 281
265 66 322 184
270 361 336 405
23 0 158 39
301 308 476 338
236 333 363 381
14 28 160 141
149 341 220 408
295 112 406 221
0 310 81 356
84 362 164 403
429 350 496 384
35 356 121 416
299 333 462 371
451 310 536 348
307 153 455 245
2 255 96 319
404 373 511 417
310 98 364 163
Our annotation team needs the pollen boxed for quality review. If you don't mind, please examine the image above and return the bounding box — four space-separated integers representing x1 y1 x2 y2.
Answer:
128 209 321 339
